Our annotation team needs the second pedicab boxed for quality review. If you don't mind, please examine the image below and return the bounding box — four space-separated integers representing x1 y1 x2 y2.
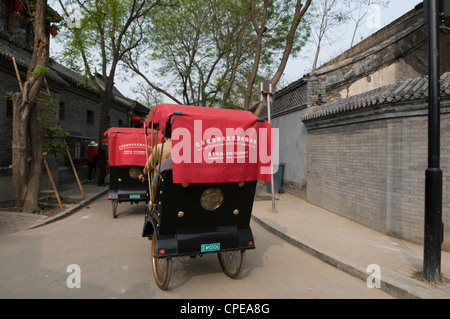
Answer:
105 127 160 218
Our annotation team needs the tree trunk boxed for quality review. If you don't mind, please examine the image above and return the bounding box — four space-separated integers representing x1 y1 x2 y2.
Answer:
98 77 115 143
94 77 114 184
12 91 30 209
222 15 248 109
271 0 311 85
312 40 322 71
11 0 50 212
253 0 311 118
243 0 268 111
22 107 43 212
245 0 311 115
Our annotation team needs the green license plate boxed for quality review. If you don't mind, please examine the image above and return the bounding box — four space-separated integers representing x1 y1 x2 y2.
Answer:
201 243 220 252
129 194 141 199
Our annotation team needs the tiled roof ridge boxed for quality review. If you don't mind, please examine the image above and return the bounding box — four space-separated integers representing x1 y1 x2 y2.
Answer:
302 72 450 122
0 37 70 86
0 37 99 92
0 38 140 106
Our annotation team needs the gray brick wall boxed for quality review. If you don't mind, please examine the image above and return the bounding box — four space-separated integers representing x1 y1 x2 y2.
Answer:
0 64 21 168
257 75 326 119
257 75 326 197
0 57 134 192
306 105 450 249
58 88 100 140
271 106 309 198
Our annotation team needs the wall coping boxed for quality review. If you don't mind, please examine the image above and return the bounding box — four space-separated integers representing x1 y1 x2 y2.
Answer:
302 73 450 129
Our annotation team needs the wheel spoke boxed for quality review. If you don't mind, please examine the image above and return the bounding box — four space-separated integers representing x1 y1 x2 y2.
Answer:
218 250 245 278
112 201 118 218
151 232 172 289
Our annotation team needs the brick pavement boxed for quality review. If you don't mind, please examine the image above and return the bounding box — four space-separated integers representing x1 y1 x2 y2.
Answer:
0 182 108 234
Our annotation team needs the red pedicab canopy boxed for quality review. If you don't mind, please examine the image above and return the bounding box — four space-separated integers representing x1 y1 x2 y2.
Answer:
144 103 274 183
104 127 161 167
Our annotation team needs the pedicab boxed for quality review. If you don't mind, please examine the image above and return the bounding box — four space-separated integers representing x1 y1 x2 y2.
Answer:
141 103 273 290
105 127 160 218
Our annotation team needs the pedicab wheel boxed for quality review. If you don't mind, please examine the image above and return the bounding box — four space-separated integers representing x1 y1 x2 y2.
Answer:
112 200 118 218
218 250 245 279
151 232 172 290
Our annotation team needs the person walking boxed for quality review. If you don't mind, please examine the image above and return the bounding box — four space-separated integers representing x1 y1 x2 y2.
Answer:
87 141 98 182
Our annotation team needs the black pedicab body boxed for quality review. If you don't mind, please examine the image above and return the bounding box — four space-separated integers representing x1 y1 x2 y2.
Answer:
105 127 156 218
142 170 257 289
108 165 147 218
141 104 273 290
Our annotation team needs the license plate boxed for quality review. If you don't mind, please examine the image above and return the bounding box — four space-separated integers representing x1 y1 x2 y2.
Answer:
201 243 220 252
129 194 141 199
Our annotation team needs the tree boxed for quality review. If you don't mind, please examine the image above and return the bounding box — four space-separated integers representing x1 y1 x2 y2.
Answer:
215 0 253 109
344 0 389 48
56 0 171 144
11 0 52 212
124 0 311 113
310 0 348 72
122 0 254 107
249 0 312 117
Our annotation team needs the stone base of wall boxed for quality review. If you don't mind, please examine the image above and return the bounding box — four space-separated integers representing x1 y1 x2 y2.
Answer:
58 166 87 184
282 180 306 199
0 165 89 206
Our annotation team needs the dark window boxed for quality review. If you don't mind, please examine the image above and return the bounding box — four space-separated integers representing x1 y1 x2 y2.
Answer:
87 110 94 124
6 98 13 119
65 137 90 166
118 119 123 127
59 102 65 120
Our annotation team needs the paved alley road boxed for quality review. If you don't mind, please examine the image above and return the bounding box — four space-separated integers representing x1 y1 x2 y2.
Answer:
0 194 392 299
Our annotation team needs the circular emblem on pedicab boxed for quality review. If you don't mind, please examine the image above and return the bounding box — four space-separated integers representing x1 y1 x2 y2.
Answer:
200 188 224 211
128 167 141 179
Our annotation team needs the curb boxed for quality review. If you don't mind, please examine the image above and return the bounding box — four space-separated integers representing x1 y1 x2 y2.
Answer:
251 215 421 299
25 189 109 230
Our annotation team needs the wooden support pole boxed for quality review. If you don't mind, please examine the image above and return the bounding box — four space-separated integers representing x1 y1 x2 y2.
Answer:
11 57 22 91
42 155 63 209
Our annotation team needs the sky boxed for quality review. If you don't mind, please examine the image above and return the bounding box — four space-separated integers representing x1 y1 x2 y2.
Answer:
281 0 423 85
49 0 424 104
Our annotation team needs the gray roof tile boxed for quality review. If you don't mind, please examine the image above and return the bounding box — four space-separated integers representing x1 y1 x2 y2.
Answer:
302 72 450 122
0 38 70 86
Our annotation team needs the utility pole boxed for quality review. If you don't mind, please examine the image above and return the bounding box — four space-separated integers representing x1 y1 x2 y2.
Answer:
260 79 276 211
422 0 449 283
